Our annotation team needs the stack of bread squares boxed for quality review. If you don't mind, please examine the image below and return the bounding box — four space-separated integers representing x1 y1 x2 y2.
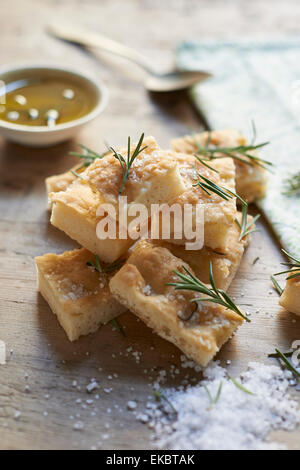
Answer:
37 131 263 366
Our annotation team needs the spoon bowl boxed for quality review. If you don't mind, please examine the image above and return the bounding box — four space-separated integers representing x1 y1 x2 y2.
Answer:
144 70 212 93
48 23 212 93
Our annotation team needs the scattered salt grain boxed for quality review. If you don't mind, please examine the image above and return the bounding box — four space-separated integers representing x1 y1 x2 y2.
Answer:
73 421 84 431
127 401 137 411
86 381 100 393
143 361 300 450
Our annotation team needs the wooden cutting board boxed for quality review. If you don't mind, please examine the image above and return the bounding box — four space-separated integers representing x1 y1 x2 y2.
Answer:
0 0 300 450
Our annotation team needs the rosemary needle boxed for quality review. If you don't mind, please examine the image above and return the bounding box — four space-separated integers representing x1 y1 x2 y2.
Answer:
87 255 125 274
167 262 250 323
274 349 300 383
153 390 177 415
193 171 246 205
270 276 283 296
71 169 85 180
194 153 219 173
227 374 255 395
111 318 126 337
110 133 147 194
204 381 223 409
268 351 293 359
70 144 108 170
274 249 300 280
235 202 260 241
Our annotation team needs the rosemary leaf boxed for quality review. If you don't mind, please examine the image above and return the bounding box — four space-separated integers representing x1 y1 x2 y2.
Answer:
274 349 300 382
204 381 223 409
70 144 108 170
268 351 293 359
71 169 85 180
111 318 126 337
227 374 255 395
153 390 177 414
87 255 125 274
274 249 300 280
270 276 283 296
194 154 219 173
235 202 260 241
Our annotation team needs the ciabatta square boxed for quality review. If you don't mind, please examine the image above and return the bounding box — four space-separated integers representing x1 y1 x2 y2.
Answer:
35 248 126 341
109 240 243 366
153 212 249 291
50 137 187 263
171 129 267 203
50 181 133 263
157 151 237 253
46 166 78 210
279 276 300 316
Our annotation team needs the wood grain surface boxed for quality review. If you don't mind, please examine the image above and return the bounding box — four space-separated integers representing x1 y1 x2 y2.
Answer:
0 0 299 450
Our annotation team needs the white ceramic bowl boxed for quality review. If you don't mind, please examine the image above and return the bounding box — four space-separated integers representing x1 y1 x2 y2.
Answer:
0 64 108 147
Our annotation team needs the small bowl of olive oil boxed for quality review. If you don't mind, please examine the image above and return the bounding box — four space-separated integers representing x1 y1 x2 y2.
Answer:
0 65 108 147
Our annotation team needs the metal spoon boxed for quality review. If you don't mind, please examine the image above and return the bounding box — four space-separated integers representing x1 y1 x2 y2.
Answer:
48 22 212 92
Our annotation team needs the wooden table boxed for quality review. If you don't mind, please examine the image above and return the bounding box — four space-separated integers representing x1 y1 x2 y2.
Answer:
0 0 299 450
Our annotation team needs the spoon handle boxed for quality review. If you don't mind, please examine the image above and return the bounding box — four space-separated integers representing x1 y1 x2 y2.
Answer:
48 23 155 74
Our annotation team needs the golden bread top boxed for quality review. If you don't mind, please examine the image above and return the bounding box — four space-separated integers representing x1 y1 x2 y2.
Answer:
286 275 300 288
121 240 243 327
153 216 245 288
50 180 103 221
81 136 185 205
171 129 265 176
170 151 237 224
35 248 119 310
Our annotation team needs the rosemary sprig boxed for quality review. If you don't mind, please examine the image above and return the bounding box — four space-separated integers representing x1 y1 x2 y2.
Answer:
70 144 108 170
87 255 125 274
282 171 300 197
167 262 250 323
272 349 300 383
227 374 255 395
235 202 260 241
153 389 177 415
111 318 126 337
270 276 283 296
274 249 300 280
193 171 246 205
193 123 272 171
204 381 223 409
110 133 147 194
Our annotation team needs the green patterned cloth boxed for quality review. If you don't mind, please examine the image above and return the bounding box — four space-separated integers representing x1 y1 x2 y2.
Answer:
177 39 300 258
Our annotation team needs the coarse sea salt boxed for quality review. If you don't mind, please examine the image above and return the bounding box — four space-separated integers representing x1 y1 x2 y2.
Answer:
143 361 300 450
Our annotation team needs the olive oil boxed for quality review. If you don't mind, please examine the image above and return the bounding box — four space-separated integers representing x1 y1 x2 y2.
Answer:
0 72 98 127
